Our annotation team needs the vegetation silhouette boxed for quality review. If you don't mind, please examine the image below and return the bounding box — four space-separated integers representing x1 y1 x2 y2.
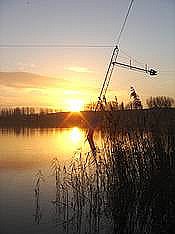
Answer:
32 104 175 233
146 96 174 109
0 96 174 129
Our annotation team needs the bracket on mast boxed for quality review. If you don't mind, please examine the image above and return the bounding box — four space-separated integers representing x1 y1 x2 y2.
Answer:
113 61 157 76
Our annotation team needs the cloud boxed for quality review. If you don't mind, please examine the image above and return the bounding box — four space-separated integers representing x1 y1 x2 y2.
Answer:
66 66 93 73
0 71 99 107
0 72 68 89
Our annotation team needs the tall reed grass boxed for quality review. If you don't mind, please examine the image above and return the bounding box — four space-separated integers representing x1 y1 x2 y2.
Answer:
33 112 175 233
33 170 44 224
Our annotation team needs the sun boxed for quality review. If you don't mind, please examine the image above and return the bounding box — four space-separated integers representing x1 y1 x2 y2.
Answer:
67 99 84 112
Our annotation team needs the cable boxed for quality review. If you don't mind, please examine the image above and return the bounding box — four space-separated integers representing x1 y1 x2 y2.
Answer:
0 0 135 50
87 0 135 151
120 49 145 67
98 0 135 100
116 0 135 45
0 44 113 48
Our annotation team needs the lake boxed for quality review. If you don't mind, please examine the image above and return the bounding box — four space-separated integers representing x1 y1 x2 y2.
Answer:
0 127 103 234
0 127 174 234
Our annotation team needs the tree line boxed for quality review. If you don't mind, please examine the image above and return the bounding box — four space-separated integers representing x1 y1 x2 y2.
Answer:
0 96 174 117
0 107 58 117
85 95 175 111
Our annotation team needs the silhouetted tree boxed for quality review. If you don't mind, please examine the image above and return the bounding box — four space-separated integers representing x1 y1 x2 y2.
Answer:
125 102 132 110
85 97 124 111
114 96 119 110
118 102 124 110
130 86 143 109
14 107 21 116
84 102 97 111
0 107 57 117
146 96 175 108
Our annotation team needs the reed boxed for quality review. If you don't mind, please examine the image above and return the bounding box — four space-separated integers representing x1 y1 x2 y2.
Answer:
34 109 175 233
100 110 175 233
33 170 44 224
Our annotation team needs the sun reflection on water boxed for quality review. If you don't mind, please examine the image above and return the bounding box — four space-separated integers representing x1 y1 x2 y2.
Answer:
0 128 90 168
70 127 82 144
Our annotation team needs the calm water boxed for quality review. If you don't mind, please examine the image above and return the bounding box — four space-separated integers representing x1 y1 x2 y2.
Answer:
1 128 174 234
0 128 101 234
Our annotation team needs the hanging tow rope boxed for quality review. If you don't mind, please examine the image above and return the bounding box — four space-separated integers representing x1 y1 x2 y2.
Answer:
87 0 135 153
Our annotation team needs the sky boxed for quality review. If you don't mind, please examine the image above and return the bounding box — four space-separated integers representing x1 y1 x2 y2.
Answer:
0 0 175 110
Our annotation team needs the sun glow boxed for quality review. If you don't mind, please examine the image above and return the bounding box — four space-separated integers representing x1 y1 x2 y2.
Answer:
70 127 82 144
66 99 84 112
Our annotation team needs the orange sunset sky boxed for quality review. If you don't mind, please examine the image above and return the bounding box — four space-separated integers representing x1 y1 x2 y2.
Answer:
0 0 175 111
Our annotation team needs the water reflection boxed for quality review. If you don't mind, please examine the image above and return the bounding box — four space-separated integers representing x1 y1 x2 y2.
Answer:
2 128 174 233
70 127 82 144
0 128 90 171
0 127 92 234
32 130 175 234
